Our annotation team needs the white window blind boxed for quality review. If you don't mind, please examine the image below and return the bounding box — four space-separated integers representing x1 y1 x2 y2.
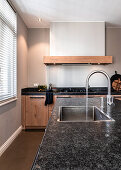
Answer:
0 0 17 103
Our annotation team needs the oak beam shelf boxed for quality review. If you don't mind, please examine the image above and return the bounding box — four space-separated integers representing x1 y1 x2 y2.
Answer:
43 56 112 65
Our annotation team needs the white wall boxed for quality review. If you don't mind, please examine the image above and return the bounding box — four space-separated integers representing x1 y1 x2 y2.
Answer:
48 22 106 87
47 65 108 87
0 14 28 147
27 27 121 88
50 22 105 56
47 27 121 87
28 29 50 87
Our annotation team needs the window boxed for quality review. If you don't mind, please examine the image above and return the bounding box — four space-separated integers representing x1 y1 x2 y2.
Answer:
0 0 17 104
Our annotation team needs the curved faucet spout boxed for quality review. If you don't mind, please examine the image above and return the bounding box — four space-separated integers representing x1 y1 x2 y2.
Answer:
86 70 113 105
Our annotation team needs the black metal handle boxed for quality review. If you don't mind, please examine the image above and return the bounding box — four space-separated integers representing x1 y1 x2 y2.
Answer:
57 97 71 98
30 96 45 99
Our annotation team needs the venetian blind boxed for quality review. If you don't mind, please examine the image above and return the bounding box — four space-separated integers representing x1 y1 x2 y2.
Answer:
0 0 17 103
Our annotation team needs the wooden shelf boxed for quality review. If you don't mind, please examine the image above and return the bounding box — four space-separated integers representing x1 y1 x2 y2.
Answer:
43 56 112 65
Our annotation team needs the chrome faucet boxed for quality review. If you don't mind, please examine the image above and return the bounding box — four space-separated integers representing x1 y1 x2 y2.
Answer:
86 70 113 105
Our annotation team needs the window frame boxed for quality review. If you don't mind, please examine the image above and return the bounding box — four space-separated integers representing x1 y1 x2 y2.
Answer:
0 0 17 106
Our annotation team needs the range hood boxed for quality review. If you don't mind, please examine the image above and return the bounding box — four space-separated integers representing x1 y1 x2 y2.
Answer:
43 56 112 65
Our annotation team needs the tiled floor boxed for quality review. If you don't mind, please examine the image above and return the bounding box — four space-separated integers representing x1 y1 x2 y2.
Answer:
0 130 44 170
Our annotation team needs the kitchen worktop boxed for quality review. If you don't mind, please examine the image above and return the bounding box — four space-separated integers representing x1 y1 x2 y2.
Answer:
31 97 121 170
22 87 121 95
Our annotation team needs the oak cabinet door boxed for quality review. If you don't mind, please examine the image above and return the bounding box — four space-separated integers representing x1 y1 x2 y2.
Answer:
26 96 48 127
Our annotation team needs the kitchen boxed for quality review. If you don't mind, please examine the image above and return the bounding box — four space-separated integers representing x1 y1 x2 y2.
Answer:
0 0 121 170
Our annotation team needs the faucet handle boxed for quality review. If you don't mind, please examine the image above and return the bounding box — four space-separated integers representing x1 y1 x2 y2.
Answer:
107 95 113 105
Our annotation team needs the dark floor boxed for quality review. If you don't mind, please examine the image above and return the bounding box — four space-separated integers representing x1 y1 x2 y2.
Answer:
0 130 44 170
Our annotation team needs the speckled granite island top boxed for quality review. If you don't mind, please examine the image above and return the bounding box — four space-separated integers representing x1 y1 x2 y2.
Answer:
31 98 121 170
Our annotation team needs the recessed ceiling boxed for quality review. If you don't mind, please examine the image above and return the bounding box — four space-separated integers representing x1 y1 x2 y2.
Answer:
10 0 121 28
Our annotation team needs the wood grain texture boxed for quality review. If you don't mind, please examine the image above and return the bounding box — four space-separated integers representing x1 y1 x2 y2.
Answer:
22 94 120 129
43 56 112 64
25 96 48 127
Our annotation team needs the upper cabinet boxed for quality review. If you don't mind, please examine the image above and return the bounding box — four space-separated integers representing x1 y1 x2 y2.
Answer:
43 56 112 65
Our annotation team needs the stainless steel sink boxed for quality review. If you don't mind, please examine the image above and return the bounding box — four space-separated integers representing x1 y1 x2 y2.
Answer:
57 106 115 122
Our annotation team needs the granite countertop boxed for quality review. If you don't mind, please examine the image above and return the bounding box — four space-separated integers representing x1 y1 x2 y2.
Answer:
21 87 121 95
31 97 121 170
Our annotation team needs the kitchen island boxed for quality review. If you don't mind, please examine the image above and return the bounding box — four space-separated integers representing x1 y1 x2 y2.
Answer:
32 97 121 170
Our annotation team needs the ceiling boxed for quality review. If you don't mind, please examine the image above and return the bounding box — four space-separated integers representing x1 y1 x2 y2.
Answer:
10 0 121 28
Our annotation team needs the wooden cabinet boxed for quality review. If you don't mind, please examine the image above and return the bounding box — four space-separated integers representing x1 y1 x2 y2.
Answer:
26 96 48 127
22 94 120 129
22 95 48 129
